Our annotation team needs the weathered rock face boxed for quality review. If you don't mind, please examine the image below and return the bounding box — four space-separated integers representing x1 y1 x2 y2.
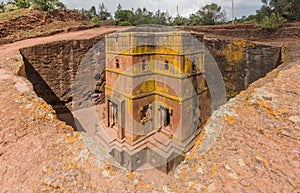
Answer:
20 36 106 127
19 32 282 128
169 59 300 193
181 23 300 41
204 38 282 98
1 44 298 193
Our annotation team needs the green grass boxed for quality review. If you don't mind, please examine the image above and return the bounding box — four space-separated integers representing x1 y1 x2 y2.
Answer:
0 8 31 21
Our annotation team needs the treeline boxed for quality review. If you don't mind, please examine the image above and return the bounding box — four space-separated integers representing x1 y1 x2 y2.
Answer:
237 0 300 29
1 0 300 29
80 3 227 26
0 0 65 13
79 1 300 28
0 1 227 26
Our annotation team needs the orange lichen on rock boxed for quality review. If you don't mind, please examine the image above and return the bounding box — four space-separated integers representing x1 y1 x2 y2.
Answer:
225 115 236 124
276 108 290 117
186 152 193 160
65 132 81 143
127 172 136 179
220 40 254 64
211 163 217 178
136 180 153 191
255 155 269 168
192 129 206 154
259 102 276 116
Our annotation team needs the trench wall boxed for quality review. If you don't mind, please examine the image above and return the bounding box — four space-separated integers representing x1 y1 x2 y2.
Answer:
20 33 282 127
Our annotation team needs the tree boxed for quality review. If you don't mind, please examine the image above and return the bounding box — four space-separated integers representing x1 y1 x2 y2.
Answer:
90 6 97 18
134 7 149 25
172 16 189 26
188 3 226 25
98 3 111 20
114 8 135 25
116 3 122 12
189 13 202 25
198 3 226 25
13 0 30 8
114 6 172 26
0 1 4 13
257 0 300 20
81 6 97 19
232 0 235 24
254 0 300 28
255 5 272 22
31 0 66 12
269 0 293 17
235 14 256 23
292 0 300 20
153 9 172 25
257 12 287 29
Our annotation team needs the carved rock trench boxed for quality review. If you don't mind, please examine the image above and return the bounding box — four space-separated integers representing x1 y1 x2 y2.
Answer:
1 29 297 192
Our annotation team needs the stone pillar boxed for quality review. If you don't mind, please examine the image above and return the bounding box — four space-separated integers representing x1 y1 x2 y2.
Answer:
111 103 115 127
169 108 173 135
117 101 125 139
105 98 110 127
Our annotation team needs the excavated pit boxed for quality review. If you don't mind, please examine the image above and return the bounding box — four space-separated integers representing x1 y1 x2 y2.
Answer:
19 31 282 173
20 37 106 128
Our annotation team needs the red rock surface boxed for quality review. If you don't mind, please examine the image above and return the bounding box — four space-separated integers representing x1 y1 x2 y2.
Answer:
0 27 299 192
0 9 88 37
180 22 300 41
168 60 300 192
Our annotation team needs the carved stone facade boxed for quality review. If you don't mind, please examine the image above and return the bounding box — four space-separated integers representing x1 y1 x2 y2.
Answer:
98 30 209 173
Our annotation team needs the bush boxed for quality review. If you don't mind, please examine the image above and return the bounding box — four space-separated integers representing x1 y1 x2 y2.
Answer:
99 19 115 26
119 21 132 26
257 12 287 29
91 16 100 25
14 0 30 8
31 0 66 13
4 3 19 12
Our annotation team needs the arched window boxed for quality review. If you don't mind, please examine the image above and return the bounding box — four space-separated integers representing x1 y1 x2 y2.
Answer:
116 59 120 69
142 60 146 71
164 60 169 70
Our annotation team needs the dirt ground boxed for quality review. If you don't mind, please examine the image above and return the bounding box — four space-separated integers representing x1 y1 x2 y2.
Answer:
0 26 121 61
180 21 300 41
0 9 94 45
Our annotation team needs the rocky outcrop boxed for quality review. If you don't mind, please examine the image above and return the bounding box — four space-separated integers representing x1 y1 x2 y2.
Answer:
1 45 299 193
204 38 282 98
0 9 89 44
167 59 300 192
0 68 74 192
20 36 106 127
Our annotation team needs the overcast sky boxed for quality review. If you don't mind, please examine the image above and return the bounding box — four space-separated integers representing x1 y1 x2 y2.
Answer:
62 0 263 19
4 0 263 19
